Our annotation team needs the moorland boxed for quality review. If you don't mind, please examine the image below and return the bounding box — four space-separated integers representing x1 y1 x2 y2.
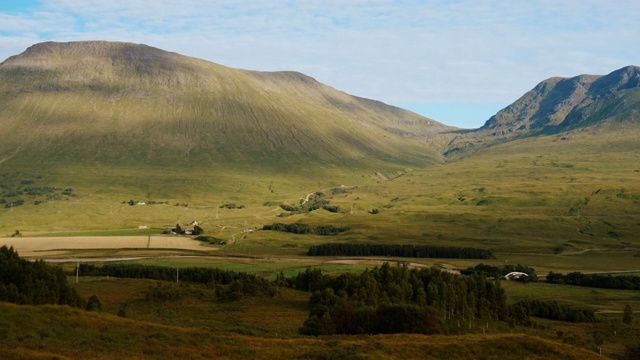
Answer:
0 41 639 359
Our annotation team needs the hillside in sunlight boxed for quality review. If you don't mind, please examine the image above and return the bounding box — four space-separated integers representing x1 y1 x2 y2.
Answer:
0 41 452 173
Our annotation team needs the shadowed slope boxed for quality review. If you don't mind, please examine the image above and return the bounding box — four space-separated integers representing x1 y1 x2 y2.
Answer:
444 65 640 157
0 302 604 360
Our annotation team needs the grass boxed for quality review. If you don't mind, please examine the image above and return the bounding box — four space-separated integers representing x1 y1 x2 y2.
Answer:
0 277 609 360
71 277 310 337
502 281 640 311
3 126 639 267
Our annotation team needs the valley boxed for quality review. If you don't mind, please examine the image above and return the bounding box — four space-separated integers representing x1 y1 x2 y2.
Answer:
0 41 639 359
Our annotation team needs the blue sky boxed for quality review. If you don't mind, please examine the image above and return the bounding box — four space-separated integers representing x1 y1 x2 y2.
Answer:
1 1 639 128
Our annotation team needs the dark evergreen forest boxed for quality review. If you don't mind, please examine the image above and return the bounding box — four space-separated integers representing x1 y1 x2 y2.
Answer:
263 223 351 235
77 263 276 299
546 271 640 290
288 263 596 336
0 245 82 307
307 243 494 259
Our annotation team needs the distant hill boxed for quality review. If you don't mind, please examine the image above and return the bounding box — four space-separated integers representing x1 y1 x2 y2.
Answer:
445 65 640 157
0 41 452 173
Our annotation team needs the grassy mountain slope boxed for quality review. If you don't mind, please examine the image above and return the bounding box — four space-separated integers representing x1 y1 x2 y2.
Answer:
231 123 639 268
0 41 459 228
0 41 450 172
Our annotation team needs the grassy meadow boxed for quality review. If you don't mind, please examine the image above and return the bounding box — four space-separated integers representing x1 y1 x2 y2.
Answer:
1 108 640 358
1 123 639 273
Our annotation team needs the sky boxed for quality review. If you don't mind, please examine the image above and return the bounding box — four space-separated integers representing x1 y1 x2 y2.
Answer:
0 1 638 129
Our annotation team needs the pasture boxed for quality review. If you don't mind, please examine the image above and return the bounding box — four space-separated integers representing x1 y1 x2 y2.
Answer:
0 235 215 257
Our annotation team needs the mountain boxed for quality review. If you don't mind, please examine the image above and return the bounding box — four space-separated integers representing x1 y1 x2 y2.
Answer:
0 41 452 174
445 65 640 157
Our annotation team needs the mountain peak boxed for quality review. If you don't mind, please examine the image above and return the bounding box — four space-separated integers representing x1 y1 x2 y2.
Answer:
19 40 167 57
481 65 640 133
444 65 640 158
589 65 640 95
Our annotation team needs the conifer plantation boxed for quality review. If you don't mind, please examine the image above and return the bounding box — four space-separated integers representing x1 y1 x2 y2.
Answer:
0 245 82 307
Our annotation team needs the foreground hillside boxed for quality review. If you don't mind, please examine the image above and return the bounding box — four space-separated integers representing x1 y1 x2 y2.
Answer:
0 291 605 360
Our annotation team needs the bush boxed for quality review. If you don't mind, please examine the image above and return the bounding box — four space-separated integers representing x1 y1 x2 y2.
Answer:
86 295 102 311
322 205 340 213
194 235 226 245
144 283 183 301
220 203 245 209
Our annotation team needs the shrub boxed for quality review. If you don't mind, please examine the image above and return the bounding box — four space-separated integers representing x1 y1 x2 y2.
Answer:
4 199 24 207
86 295 102 311
323 205 340 213
144 283 183 301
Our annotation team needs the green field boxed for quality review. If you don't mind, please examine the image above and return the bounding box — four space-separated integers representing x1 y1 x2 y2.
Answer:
2 91 640 359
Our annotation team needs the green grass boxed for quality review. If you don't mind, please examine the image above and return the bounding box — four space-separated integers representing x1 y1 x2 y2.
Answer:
0 298 606 360
0 276 602 359
502 281 640 311
0 273 616 359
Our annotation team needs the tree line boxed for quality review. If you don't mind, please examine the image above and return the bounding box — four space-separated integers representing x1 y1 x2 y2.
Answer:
80 263 256 284
508 300 596 324
77 263 275 299
0 245 83 307
262 223 351 235
546 271 640 290
306 243 494 259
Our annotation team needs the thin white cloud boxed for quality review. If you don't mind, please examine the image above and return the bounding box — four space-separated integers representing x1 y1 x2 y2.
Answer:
1 0 639 127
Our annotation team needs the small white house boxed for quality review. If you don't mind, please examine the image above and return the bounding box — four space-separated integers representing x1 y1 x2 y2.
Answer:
504 272 529 280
